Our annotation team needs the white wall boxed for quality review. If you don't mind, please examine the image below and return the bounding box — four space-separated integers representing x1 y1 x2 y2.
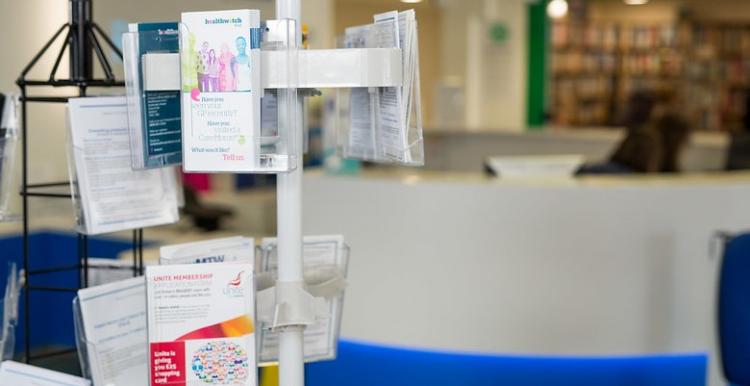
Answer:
302 173 750 386
439 0 528 132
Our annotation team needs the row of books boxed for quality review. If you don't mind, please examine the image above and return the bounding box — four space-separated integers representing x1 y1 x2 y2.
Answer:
551 52 616 75
552 22 683 51
72 235 347 386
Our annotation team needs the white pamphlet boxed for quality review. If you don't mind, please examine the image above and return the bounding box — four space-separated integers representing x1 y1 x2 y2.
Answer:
257 235 347 364
159 236 254 265
67 96 179 235
77 277 147 386
343 10 420 164
0 361 91 386
373 11 407 162
374 10 417 163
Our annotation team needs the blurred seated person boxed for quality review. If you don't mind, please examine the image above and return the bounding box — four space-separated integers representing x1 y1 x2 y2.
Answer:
577 90 691 175
725 88 750 170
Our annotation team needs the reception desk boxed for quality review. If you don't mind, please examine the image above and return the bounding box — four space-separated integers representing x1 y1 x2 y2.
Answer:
302 171 750 386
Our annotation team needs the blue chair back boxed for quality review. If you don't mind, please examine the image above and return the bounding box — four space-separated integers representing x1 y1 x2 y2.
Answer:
306 340 706 386
719 233 750 385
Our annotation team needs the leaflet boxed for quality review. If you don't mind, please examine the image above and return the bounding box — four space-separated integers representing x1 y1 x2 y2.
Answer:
159 236 254 265
77 277 147 386
0 361 91 386
343 25 376 160
146 263 256 386
257 235 347 364
344 10 419 164
67 96 180 235
180 10 262 172
375 9 418 163
372 11 406 162
124 22 182 169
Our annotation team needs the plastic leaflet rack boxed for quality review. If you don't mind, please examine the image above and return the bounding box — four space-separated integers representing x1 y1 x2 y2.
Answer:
72 277 148 386
122 23 183 170
0 94 19 221
73 296 123 385
178 18 299 174
1 263 21 361
66 97 180 236
256 236 349 366
72 296 133 385
338 11 423 166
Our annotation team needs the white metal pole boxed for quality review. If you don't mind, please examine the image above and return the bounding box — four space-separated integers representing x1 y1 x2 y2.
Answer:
276 1 305 386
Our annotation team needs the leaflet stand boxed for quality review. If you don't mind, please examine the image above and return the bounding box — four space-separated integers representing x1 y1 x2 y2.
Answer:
16 0 147 365
119 2 421 384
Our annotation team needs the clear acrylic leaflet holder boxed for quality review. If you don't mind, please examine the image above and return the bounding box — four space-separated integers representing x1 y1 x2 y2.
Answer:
73 296 149 385
72 297 93 380
65 124 181 235
0 95 19 221
178 19 299 174
1 263 21 361
337 17 423 166
256 238 349 366
122 27 183 170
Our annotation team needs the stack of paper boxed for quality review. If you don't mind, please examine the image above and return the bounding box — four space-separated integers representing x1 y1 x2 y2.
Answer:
0 361 90 386
67 96 180 235
159 236 254 265
76 277 148 386
343 10 422 165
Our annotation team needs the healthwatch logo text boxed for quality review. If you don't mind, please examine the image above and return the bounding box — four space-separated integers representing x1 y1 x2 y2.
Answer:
205 17 243 25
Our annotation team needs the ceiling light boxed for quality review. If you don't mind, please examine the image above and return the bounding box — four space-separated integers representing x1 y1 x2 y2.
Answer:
401 0 423 3
624 0 649 4
547 0 568 19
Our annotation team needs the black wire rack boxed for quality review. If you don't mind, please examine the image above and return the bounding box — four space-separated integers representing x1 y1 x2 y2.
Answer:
15 0 144 364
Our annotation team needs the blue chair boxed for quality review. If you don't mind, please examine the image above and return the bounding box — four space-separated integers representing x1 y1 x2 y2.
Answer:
719 233 750 385
306 339 706 386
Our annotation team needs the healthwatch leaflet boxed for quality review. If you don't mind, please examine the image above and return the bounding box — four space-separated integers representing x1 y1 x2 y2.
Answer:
180 10 262 172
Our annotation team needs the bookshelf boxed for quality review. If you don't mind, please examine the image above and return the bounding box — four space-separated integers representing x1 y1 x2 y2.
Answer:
551 18 750 132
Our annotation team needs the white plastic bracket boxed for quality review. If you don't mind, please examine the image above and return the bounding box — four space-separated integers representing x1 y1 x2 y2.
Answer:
142 48 402 92
256 268 348 330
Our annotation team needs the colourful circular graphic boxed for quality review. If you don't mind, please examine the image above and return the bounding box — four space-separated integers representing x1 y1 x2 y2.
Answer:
192 341 249 384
